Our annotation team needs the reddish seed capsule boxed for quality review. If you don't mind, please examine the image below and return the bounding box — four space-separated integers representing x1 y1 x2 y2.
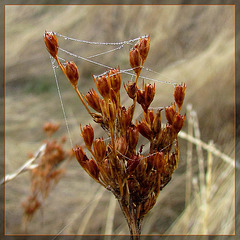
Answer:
152 110 162 134
127 155 140 173
137 83 155 112
173 114 186 133
120 106 133 131
108 100 117 122
154 152 164 173
129 47 141 75
137 121 152 140
128 125 139 151
92 138 107 162
165 104 177 125
174 83 186 111
124 82 137 99
145 84 155 107
84 89 102 113
116 136 128 155
146 109 155 127
137 87 145 106
80 124 94 149
93 75 111 99
44 31 59 58
66 61 79 87
74 146 89 167
108 67 121 93
87 159 99 180
138 35 150 64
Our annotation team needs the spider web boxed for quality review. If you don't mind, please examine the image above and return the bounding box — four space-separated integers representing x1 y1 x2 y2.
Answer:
49 32 182 156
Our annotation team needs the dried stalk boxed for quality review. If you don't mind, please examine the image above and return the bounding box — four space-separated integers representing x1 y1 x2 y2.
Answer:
1 143 46 185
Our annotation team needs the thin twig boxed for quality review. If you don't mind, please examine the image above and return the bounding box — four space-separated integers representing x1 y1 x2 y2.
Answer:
1 143 46 185
178 131 236 168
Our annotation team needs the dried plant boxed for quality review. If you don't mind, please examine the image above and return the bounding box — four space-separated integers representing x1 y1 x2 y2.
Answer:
44 31 186 239
21 122 73 225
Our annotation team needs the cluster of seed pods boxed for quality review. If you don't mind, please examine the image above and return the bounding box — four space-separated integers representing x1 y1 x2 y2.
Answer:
44 32 186 238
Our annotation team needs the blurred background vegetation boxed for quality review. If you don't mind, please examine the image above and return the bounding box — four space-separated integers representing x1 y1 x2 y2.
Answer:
5 4 238 238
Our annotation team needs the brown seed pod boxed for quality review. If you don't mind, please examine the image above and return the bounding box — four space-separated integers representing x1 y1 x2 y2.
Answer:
84 89 102 113
44 31 59 58
93 74 111 99
108 67 121 93
137 121 152 140
129 47 141 75
174 83 186 111
80 124 94 149
92 138 107 162
74 146 89 167
165 104 177 125
66 61 79 87
124 82 137 99
138 35 150 64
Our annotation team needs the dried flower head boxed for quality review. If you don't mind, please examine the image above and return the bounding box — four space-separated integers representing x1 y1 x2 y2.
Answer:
46 32 186 239
22 123 72 224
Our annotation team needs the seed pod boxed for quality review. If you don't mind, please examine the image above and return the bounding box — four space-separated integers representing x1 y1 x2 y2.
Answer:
137 87 145 106
93 138 107 162
93 74 110 99
138 35 150 64
120 106 133 131
137 121 152 140
145 83 155 108
137 83 155 112
108 100 117 122
116 136 128 155
165 104 177 125
102 158 111 177
108 67 121 93
124 82 137 99
129 47 141 75
66 61 79 87
152 110 162 134
127 155 140 173
80 124 94 149
154 152 164 173
87 159 99 180
44 31 58 58
165 124 177 144
173 113 186 133
146 109 155 126
146 155 154 172
74 146 89 167
84 89 101 113
110 89 118 107
128 125 139 151
169 150 179 171
174 83 186 111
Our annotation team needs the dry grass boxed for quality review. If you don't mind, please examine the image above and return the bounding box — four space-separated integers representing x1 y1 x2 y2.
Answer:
5 4 236 237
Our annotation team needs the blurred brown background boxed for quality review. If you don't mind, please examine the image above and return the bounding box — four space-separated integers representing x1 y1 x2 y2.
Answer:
5 4 236 238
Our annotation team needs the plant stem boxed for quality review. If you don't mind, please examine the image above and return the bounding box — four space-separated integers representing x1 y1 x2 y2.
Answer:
118 198 142 240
